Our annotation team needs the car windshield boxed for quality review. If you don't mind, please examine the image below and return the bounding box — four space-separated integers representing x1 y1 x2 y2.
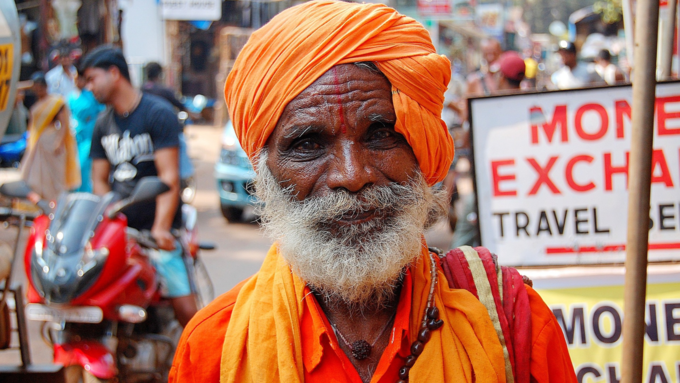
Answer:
47 193 114 256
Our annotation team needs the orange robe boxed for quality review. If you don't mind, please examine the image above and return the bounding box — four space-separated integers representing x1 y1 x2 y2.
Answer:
169 250 576 383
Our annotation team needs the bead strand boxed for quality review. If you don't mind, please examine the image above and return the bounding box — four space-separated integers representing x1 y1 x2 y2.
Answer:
396 252 444 383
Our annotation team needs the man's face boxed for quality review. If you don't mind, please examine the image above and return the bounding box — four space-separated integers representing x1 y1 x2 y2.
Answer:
265 63 419 203
61 55 73 69
258 64 441 305
559 50 576 68
482 40 502 65
83 67 116 104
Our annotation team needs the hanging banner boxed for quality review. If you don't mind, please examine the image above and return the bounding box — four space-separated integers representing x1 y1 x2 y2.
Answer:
161 0 221 21
417 0 451 16
476 3 504 38
523 264 680 383
469 83 680 266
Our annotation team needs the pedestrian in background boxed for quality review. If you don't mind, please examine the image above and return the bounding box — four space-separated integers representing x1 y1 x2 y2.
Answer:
142 62 196 195
142 62 186 112
46 45 78 99
594 49 626 85
551 41 605 90
466 38 503 97
20 72 80 201
497 51 526 92
68 67 105 192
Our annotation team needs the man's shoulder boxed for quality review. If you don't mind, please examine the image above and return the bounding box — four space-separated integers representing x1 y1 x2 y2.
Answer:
46 66 61 78
183 278 249 337
94 107 114 129
142 93 175 114
170 277 251 383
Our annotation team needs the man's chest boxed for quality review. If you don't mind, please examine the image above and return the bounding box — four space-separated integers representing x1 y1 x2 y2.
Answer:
99 128 155 167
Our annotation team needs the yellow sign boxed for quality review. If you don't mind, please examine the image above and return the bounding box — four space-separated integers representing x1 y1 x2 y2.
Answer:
536 282 680 383
0 43 13 111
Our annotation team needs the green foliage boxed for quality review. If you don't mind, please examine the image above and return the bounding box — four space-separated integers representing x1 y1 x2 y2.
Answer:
594 0 623 24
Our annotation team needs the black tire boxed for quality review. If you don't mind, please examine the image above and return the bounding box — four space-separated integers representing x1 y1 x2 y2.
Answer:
220 205 243 222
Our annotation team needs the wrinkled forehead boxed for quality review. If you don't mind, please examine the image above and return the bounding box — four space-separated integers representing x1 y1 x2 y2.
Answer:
274 63 395 129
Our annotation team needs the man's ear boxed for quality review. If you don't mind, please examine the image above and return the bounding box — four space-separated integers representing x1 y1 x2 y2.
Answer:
108 66 121 82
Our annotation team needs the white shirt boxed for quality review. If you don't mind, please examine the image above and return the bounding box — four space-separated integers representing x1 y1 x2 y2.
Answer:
46 65 77 99
551 62 605 90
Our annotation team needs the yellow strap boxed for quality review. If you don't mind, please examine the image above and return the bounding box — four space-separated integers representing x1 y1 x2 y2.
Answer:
459 246 514 383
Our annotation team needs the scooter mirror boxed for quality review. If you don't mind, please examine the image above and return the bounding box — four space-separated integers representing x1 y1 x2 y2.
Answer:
107 177 170 219
0 181 31 199
129 177 170 203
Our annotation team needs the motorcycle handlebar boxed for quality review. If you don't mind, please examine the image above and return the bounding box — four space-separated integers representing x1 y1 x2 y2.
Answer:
125 228 159 250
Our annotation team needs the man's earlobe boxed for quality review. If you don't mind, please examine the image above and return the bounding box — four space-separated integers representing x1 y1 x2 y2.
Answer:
109 67 120 81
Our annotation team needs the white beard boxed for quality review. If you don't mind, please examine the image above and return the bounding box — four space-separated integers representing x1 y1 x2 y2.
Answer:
253 153 446 307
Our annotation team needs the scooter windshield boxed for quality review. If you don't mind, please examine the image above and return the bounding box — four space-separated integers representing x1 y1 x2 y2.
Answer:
32 193 115 304
49 193 111 254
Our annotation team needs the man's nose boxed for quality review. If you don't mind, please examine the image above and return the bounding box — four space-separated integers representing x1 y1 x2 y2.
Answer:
325 142 377 193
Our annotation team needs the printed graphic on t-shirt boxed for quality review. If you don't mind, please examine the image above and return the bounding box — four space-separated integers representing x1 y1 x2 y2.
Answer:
100 130 155 182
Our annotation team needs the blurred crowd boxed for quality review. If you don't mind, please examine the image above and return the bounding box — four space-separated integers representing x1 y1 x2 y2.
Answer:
440 36 628 250
7 43 190 203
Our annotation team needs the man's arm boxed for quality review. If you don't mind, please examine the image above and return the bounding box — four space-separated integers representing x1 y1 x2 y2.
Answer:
152 147 180 251
92 159 111 196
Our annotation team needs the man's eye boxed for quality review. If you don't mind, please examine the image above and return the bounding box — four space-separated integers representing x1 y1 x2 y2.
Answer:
370 130 393 140
293 139 321 151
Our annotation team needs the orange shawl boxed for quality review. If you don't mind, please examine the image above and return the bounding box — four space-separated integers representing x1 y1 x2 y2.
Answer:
224 0 454 185
219 244 507 382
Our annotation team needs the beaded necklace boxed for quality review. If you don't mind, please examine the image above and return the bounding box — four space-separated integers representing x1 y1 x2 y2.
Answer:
326 251 444 381
396 251 444 382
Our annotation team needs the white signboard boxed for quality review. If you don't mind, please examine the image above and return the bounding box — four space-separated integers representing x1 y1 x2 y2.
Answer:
470 83 680 266
161 0 221 21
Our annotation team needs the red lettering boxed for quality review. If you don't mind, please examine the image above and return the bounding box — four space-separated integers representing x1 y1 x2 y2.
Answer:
656 95 680 136
604 152 629 191
491 160 517 197
575 103 609 141
615 100 631 139
530 105 568 144
651 149 674 187
565 155 596 192
527 156 561 195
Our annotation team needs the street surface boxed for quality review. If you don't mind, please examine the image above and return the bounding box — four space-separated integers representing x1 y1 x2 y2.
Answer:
0 124 453 366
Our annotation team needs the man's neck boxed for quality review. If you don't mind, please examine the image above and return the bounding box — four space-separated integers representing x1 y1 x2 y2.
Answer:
110 83 141 115
311 281 403 382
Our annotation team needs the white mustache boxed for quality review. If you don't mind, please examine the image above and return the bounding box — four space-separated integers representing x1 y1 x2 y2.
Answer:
252 151 446 306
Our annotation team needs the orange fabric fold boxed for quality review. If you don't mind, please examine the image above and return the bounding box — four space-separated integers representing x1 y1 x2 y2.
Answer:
224 0 454 184
219 244 507 383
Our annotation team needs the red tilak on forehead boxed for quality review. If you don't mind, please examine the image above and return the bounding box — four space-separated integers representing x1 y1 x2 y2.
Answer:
331 66 347 135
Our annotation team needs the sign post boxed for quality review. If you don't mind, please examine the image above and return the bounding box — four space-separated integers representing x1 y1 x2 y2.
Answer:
622 0 660 381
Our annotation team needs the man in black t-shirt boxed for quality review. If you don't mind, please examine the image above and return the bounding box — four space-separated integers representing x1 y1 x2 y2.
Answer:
81 46 197 327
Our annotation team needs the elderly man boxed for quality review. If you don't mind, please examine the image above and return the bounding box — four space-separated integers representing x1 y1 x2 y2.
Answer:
170 2 576 383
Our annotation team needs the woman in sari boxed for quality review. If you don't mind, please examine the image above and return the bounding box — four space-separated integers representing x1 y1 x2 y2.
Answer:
20 72 80 201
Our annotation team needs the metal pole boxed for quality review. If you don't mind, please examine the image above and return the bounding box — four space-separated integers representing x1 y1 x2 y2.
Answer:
622 0 636 68
621 0 660 382
660 0 678 79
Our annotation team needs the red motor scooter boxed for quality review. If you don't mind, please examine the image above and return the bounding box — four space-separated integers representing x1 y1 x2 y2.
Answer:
0 177 214 383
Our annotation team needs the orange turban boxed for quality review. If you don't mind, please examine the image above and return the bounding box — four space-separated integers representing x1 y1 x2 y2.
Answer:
225 0 454 185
